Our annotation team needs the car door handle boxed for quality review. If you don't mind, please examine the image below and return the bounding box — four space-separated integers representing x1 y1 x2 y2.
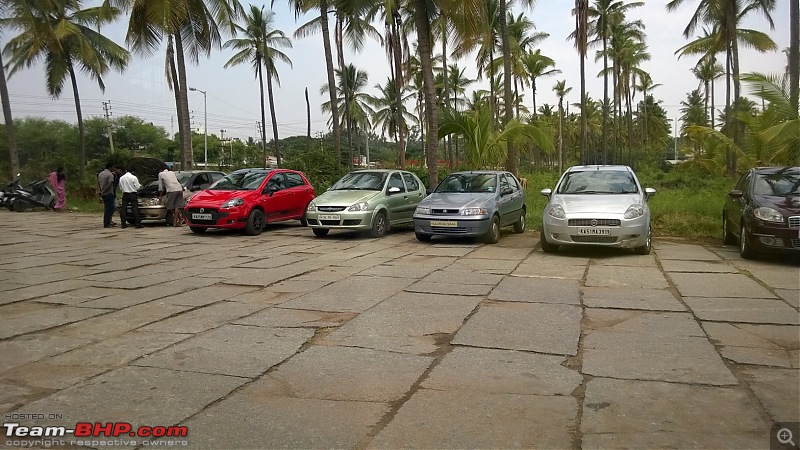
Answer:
403 196 408 199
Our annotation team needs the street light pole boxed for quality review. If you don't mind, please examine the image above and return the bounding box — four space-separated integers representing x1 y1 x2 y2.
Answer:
189 87 207 168
674 116 678 161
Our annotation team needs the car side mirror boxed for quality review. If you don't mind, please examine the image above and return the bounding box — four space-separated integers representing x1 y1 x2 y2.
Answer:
501 187 513 196
388 186 401 194
540 188 552 198
644 187 656 199
728 190 743 199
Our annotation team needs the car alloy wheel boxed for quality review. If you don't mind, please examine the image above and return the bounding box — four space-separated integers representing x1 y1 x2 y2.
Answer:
513 208 526 234
370 211 387 238
739 223 755 259
484 216 500 244
244 209 265 236
539 221 559 253
722 215 736 245
634 226 652 255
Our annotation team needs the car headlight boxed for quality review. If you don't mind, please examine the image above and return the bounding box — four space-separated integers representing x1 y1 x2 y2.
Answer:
415 206 430 215
547 204 566 219
221 198 244 209
348 202 369 211
754 207 783 222
140 198 160 206
461 208 488 215
623 205 645 219
307 202 316 211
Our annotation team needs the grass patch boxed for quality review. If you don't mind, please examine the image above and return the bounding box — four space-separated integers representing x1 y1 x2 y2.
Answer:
66 196 105 213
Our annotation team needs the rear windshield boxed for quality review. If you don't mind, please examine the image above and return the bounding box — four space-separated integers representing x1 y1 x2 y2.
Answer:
211 172 267 190
330 172 388 191
753 172 800 196
557 170 638 194
436 173 497 193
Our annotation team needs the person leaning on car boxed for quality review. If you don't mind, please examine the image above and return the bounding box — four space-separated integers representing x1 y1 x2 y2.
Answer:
158 167 184 226
118 167 143 229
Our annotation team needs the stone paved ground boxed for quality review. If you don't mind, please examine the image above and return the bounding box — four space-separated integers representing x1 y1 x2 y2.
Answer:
0 209 798 449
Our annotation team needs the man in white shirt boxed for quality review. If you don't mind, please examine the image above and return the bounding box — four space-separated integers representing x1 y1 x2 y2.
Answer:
158 167 184 226
118 167 143 229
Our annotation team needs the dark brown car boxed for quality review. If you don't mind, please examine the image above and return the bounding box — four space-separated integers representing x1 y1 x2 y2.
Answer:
722 166 800 259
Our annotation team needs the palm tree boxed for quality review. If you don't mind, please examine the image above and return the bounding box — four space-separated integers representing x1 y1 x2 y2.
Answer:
573 0 590 164
635 72 660 147
321 63 373 169
367 78 415 148
4 0 129 177
791 0 799 111
554 80 572 172
224 6 292 168
502 13 548 118
691 54 724 129
522 49 560 119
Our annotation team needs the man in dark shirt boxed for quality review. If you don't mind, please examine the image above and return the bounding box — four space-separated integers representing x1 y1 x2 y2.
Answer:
98 163 117 228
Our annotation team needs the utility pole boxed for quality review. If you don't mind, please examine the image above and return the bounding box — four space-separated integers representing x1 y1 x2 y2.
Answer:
674 117 678 161
189 87 207 169
102 101 114 152
220 129 226 169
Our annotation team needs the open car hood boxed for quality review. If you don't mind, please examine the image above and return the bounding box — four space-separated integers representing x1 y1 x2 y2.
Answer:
126 157 167 185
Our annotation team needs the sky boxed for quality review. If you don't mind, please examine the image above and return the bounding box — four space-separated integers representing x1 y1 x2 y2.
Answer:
3 0 792 144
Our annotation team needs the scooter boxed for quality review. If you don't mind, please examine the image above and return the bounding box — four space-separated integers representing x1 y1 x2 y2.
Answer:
2 175 22 210
6 177 56 212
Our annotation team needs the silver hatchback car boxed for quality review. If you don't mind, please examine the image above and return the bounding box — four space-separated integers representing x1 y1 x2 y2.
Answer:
540 165 656 254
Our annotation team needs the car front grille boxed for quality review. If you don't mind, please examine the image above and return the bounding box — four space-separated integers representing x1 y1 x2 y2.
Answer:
317 206 346 212
343 219 362 226
307 219 319 225
320 220 340 226
571 235 618 243
568 219 621 227
432 209 460 215
789 216 800 228
792 238 800 248
431 226 469 234
185 207 227 225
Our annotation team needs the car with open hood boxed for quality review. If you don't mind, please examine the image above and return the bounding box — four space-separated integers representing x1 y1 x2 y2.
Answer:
540 165 655 254
305 169 426 238
413 171 526 244
184 168 315 235
722 166 800 259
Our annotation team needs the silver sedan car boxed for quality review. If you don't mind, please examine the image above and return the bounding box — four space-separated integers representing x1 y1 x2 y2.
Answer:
540 165 656 254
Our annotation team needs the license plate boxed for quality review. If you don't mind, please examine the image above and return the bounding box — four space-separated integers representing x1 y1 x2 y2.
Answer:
431 220 458 227
192 213 212 220
578 228 610 235
318 214 340 221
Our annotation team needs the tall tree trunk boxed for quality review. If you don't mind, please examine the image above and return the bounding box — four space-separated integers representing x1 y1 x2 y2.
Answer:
532 77 537 117
67 62 86 178
442 24 452 169
601 19 608 165
174 33 193 170
167 36 186 167
576 0 588 164
306 87 311 151
266 75 281 167
489 47 496 126
558 99 564 173
790 0 799 114
391 13 406 168
499 0 517 176
413 0 439 190
643 89 648 147
0 50 20 178
319 0 341 168
335 17 353 169
725 44 733 176
257 63 268 167
711 57 717 129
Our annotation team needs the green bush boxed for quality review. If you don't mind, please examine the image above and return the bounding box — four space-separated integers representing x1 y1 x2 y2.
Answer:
283 149 348 192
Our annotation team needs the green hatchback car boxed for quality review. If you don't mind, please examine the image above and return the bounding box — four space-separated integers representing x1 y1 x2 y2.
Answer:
305 169 427 237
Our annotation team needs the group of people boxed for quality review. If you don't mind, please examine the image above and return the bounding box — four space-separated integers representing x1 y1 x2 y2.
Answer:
96 163 185 229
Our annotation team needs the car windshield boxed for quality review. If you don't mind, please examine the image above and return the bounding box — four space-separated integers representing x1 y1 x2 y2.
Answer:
557 170 638 194
329 172 388 191
753 172 800 196
175 173 192 185
436 173 497 193
211 172 267 190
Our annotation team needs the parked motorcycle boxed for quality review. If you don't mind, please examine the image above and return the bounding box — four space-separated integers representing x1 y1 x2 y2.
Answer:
2 175 22 210
5 177 56 212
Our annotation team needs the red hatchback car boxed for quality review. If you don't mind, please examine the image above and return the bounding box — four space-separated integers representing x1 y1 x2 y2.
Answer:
185 168 315 235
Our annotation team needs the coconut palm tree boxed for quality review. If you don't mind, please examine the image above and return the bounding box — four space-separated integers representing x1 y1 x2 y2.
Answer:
367 78 416 148
4 0 129 177
691 55 724 128
321 63 373 169
224 6 292 167
554 80 572 172
573 0 590 163
635 72 660 147
791 0 799 111
522 50 560 119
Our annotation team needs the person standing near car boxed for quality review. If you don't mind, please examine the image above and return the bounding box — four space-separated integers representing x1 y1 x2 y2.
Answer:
158 167 184 226
98 163 116 228
118 167 143 229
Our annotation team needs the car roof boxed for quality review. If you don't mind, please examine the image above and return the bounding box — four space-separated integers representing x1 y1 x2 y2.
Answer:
566 165 632 172
175 170 224 175
448 170 506 175
752 166 800 175
351 169 411 174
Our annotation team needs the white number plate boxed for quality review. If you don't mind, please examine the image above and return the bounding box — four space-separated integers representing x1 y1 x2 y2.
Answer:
318 214 340 221
431 220 458 227
578 228 610 235
192 213 212 220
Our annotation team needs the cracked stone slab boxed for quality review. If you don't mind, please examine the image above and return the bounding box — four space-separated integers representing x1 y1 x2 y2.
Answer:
140 301 266 334
464 246 532 260
251 346 432 402
79 277 222 309
0 279 95 305
0 382 41 416
263 279 331 294
323 292 482 354
684 297 799 325
293 266 366 282
234 307 355 328
405 280 492 296
385 255 458 268
0 333 90 373
448 258 520 274
421 270 504 286
53 301 192 339
178 394 388 449
654 243 722 261
3 331 190 389
585 266 669 289
369 390 577 449
592 254 658 267
703 322 799 368
741 367 800 422
659 259 739 273
0 302 108 339
581 287 685 311
730 260 800 290
8 366 246 430
422 347 581 396
357 264 438 279
776 289 799 308
581 378 766 449
582 309 737 385
33 286 126 306
158 284 261 307
453 302 581 356
669 273 776 298
280 276 415 313
489 276 580 304
512 258 587 280
209 265 319 287
135 324 313 378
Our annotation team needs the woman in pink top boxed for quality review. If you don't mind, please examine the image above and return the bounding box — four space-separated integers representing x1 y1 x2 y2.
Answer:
48 166 66 211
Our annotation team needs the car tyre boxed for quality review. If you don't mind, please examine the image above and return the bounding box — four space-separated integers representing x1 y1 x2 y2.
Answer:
244 209 265 236
312 228 329 237
634 225 652 255
300 214 308 227
722 214 736 245
539 222 559 253
190 226 207 234
513 207 526 234
483 215 501 244
739 223 755 259
415 232 431 242
370 211 387 238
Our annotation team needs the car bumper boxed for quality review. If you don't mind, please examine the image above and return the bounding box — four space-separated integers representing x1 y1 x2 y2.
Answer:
542 214 649 248
306 209 374 230
184 206 243 229
120 203 167 221
413 215 492 237
747 220 800 253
